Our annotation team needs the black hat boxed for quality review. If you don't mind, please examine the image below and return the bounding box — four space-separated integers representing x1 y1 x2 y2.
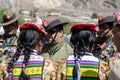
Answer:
0 10 20 26
98 16 115 25
43 16 68 31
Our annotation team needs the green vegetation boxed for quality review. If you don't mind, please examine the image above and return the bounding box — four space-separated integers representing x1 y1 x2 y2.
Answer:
91 12 98 19
18 18 25 25
30 8 39 17
47 9 54 14
61 17 73 34
0 9 6 22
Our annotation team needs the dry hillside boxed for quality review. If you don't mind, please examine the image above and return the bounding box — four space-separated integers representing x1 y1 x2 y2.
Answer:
0 0 120 16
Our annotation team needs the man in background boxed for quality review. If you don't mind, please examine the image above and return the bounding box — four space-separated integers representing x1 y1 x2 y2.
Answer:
0 10 20 62
94 16 115 61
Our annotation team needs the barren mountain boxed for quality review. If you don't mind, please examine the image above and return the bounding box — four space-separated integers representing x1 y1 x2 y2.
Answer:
0 0 120 16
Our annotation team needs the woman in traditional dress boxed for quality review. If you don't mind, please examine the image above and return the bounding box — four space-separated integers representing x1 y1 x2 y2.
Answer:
7 22 55 80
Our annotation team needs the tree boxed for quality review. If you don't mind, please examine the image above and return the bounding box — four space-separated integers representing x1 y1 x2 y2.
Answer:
91 13 98 19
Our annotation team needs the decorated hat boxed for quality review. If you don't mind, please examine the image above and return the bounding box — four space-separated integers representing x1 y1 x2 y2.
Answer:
98 16 115 25
0 10 20 26
70 23 98 32
43 16 68 31
20 22 47 35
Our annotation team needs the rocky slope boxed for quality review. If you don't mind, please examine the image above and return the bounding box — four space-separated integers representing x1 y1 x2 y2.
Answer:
0 0 120 16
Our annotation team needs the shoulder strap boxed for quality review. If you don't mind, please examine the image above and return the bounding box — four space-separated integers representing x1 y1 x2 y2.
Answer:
98 38 112 55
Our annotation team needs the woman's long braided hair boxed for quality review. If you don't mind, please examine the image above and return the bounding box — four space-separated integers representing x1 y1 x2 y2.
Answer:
70 29 96 80
8 29 45 79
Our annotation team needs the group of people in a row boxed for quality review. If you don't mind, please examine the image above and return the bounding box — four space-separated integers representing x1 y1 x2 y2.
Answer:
0 9 120 80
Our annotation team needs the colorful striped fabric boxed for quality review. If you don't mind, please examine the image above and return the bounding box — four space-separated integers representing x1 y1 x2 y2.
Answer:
12 53 44 80
66 55 99 80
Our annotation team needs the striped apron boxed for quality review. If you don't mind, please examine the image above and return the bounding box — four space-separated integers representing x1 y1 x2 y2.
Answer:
66 54 99 80
12 53 44 80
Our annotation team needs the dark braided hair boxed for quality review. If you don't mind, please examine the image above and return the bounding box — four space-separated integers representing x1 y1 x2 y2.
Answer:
8 29 45 79
70 29 96 53
70 29 96 80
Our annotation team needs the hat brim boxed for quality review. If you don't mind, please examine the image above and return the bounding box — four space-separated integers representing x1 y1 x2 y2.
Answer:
99 20 114 25
46 22 68 31
0 15 21 27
